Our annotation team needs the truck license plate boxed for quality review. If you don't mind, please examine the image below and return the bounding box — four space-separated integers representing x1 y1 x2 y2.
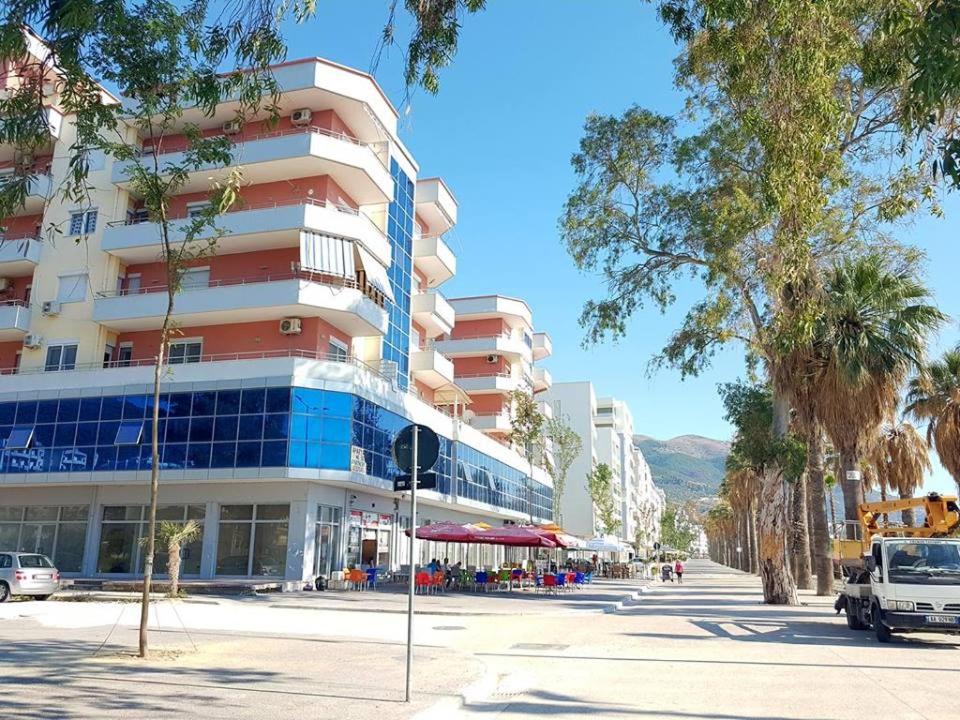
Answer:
925 614 958 624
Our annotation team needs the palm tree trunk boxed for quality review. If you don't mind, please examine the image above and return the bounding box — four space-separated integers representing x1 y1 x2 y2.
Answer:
839 448 865 539
791 475 813 590
749 500 760 574
757 391 798 604
806 431 833 595
899 490 915 527
827 486 837 537
168 539 181 597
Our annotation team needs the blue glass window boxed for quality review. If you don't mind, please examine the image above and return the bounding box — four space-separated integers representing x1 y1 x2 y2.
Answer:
211 442 236 468
57 398 80 423
265 387 290 414
0 403 15 424
5 426 34 449
216 390 241 415
15 401 37 425
240 389 265 415
79 397 101 421
100 396 124 420
191 391 216 416
213 415 238 442
189 416 214 443
37 400 58 423
115 421 143 445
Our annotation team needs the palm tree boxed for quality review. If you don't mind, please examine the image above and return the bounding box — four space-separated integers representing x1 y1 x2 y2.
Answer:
870 421 932 526
155 520 202 597
813 257 945 537
906 348 960 494
724 467 762 574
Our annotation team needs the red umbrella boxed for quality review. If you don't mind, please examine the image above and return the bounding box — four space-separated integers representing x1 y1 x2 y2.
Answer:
475 526 558 548
408 522 481 543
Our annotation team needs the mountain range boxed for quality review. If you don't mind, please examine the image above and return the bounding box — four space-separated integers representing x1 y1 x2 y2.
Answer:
634 434 730 505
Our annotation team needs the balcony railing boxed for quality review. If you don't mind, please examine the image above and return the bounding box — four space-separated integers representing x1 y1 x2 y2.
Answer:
0 348 387 378
140 125 389 169
97 268 378 302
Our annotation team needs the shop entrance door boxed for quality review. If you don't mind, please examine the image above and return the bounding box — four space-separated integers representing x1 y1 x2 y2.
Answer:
361 530 377 566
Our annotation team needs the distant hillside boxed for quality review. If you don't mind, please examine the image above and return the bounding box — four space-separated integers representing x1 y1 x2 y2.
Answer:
635 434 730 504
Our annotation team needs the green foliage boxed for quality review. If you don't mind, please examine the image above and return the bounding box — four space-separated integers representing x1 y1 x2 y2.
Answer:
586 462 621 535
635 436 728 504
543 415 582 523
720 381 806 482
660 505 698 554
508 389 544 464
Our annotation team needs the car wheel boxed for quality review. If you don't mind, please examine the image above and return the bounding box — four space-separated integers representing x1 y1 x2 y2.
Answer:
873 604 893 643
34 595 51 601
0 582 9 603
846 602 867 630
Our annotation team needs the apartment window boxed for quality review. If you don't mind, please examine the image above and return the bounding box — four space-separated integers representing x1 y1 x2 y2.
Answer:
126 274 141 293
181 267 210 290
117 344 133 367
57 273 88 303
68 210 98 235
186 202 212 218
103 343 115 368
114 421 144 445
23 285 31 306
216 504 289 577
127 208 149 225
168 340 202 365
45 343 78 372
5 426 35 449
328 338 349 363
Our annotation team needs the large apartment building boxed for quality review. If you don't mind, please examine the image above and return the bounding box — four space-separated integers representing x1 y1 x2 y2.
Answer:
0 43 554 582
540 382 664 549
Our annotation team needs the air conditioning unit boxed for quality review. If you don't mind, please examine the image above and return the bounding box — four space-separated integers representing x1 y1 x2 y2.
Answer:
23 334 41 349
0 278 9 292
41 301 61 316
279 317 302 335
290 108 312 126
222 119 243 135
485 354 500 364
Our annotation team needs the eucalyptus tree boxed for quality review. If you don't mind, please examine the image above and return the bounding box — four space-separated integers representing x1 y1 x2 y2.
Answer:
907 349 960 493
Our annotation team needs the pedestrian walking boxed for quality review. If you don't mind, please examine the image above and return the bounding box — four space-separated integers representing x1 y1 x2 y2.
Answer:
675 559 684 584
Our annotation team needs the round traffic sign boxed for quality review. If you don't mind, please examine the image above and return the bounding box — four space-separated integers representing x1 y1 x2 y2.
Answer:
392 424 440 473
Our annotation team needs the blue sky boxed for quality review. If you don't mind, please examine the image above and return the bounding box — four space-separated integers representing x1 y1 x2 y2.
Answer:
283 1 959 492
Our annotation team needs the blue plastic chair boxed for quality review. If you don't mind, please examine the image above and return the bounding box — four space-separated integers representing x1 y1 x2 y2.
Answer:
584 571 593 584
574 572 585 588
475 571 487 592
534 574 544 593
555 573 567 591
366 567 378 589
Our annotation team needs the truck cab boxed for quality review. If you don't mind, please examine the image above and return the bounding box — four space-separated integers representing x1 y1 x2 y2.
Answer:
843 536 960 642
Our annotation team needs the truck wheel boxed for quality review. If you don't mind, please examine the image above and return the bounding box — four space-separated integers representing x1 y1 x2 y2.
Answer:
872 605 893 643
846 601 867 630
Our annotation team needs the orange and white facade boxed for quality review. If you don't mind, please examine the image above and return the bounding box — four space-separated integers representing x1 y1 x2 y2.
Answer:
434 295 553 442
0 40 555 583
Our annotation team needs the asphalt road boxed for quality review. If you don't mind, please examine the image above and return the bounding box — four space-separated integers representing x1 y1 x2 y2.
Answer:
2 560 959 719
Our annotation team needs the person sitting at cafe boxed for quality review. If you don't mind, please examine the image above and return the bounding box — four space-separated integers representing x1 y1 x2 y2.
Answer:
446 561 462 587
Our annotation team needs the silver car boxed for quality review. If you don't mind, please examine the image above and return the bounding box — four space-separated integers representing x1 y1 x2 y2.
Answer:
0 552 60 602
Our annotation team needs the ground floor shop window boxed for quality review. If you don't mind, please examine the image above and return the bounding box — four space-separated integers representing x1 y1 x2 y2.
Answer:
0 505 88 572
345 510 392 569
314 505 341 578
215 504 289 577
96 504 204 575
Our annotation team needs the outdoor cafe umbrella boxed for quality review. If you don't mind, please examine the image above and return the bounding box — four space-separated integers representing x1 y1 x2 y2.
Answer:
410 522 482 543
407 522 557 547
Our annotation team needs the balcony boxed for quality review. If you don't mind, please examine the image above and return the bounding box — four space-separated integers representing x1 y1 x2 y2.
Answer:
537 400 554 420
93 270 388 337
410 348 455 389
0 300 30 340
410 290 455 338
415 178 458 233
455 372 522 394
0 172 52 216
465 410 512 433
412 234 456 287
102 199 390 267
533 331 552 361
112 126 393 204
533 366 552 392
0 234 42 274
0 108 62 164
432 333 531 360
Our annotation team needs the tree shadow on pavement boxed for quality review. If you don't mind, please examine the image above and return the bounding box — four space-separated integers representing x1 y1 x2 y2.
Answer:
462 688 829 719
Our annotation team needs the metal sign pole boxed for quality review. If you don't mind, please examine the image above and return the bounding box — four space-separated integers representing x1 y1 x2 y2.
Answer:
404 425 419 703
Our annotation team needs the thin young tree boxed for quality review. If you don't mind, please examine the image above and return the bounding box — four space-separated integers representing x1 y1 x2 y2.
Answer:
507 389 545 522
542 415 582 525
586 463 621 536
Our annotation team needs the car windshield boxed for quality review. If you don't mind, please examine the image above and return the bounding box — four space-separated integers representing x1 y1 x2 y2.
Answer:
885 541 960 585
17 554 54 569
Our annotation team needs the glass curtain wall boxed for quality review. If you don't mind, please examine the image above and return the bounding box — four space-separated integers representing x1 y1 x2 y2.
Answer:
0 505 88 572
215 504 289 577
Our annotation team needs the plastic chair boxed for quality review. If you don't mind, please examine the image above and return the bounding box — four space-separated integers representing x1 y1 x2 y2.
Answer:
565 572 576 591
415 571 432 594
498 569 512 591
584 571 593 584
574 572 585 588
487 572 501 592
365 567 378 589
431 571 446 593
543 573 558 595
555 573 567 592
510 568 523 590
534 574 543 593
475 571 488 592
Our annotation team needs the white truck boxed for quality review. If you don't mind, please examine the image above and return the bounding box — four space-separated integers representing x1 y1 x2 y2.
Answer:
836 494 960 643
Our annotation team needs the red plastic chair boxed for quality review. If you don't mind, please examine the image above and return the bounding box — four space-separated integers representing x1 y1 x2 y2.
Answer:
543 573 558 595
415 571 432 594
431 571 446 593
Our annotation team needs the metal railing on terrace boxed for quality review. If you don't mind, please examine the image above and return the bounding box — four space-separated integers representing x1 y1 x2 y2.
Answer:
0 348 387 378
0 299 29 307
105 197 384 238
96 269 364 298
0 232 42 244
139 125 389 169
